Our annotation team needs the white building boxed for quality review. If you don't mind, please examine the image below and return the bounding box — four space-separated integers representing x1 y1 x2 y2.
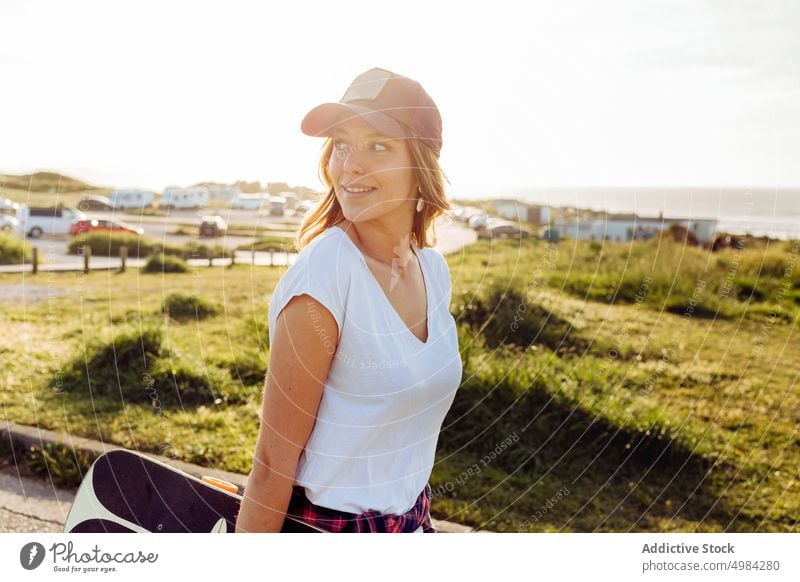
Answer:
552 214 717 243
494 199 551 225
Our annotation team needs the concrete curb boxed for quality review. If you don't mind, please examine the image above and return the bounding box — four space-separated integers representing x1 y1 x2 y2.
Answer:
0 420 474 533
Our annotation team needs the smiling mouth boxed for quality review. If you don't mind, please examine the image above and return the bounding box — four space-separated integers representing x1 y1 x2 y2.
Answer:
342 185 376 198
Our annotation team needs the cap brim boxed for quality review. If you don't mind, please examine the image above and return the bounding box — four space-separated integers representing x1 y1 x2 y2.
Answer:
301 103 409 140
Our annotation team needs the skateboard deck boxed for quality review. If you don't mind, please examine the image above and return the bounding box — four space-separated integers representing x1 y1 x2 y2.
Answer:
64 449 323 533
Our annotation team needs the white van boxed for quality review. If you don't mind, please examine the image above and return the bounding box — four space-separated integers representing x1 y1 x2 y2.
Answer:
230 193 268 210
108 189 155 210
17 206 86 238
159 187 210 209
278 192 300 210
268 195 286 216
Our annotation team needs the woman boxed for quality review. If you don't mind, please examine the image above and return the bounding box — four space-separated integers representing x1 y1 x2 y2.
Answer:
235 68 462 533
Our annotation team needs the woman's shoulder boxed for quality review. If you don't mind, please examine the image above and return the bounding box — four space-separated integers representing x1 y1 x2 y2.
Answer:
292 226 357 270
269 227 355 337
274 227 357 297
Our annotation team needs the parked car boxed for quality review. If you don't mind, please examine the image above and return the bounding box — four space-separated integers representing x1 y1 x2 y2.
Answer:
294 200 312 215
230 193 267 210
455 206 486 224
467 213 490 230
0 198 20 215
198 215 227 237
477 221 533 240
17 206 86 238
0 215 20 232
109 189 155 209
69 218 144 236
278 192 300 210
77 196 114 211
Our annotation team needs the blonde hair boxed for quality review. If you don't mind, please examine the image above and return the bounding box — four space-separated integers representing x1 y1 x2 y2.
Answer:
295 138 449 250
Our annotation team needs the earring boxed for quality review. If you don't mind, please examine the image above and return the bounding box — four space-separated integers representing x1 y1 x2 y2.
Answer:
416 197 424 213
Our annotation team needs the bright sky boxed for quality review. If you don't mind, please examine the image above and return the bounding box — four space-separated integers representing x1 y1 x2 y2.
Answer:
1 0 799 194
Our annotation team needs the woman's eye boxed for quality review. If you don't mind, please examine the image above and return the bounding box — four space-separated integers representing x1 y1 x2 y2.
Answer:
371 142 389 152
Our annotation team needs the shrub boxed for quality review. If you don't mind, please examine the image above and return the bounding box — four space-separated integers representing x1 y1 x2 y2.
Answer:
148 359 243 407
144 253 189 273
67 232 151 258
457 281 588 353
59 326 164 402
237 236 295 253
180 241 230 260
162 293 219 321
0 232 33 265
734 277 767 302
67 232 230 261
738 249 794 279
216 351 267 386
58 325 247 407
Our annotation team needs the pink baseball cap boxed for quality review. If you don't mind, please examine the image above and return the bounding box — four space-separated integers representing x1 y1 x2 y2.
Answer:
301 68 443 157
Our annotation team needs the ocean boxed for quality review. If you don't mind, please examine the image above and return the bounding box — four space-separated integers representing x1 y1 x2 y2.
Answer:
457 187 800 240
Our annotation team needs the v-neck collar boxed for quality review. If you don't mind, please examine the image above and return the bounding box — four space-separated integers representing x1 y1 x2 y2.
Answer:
332 225 431 346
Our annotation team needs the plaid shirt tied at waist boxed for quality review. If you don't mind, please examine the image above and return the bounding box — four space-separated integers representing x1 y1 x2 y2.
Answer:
286 483 436 533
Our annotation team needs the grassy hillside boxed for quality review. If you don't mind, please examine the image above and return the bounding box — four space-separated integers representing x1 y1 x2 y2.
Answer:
0 235 797 531
0 171 104 193
0 172 110 207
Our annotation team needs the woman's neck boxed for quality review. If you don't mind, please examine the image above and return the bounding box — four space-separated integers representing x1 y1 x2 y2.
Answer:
338 219 416 274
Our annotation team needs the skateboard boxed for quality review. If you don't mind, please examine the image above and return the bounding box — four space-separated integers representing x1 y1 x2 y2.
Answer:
63 449 323 533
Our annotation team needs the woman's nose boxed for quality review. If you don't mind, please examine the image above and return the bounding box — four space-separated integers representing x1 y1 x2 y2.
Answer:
342 145 365 174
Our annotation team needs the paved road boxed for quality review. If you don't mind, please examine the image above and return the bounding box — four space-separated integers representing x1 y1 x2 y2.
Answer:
0 468 74 533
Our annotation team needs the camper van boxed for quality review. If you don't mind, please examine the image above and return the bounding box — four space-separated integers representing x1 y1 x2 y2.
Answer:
230 193 268 210
17 206 86 238
268 195 286 217
159 187 210 209
108 189 155 210
208 186 241 200
278 192 300 211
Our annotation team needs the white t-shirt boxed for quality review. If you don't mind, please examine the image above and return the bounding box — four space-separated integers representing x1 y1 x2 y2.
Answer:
267 225 462 515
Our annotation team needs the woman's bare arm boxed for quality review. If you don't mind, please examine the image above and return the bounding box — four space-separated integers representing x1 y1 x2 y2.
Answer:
235 294 338 532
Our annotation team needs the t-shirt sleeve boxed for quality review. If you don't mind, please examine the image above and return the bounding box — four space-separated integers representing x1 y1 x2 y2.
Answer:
267 242 349 347
428 247 452 307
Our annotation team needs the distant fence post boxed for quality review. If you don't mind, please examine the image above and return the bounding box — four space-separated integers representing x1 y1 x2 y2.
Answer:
119 246 128 273
230 250 235 266
269 251 274 267
209 255 213 267
32 247 38 275
83 245 91 273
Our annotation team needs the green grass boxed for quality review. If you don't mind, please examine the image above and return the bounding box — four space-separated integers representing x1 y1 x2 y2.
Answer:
0 235 798 531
